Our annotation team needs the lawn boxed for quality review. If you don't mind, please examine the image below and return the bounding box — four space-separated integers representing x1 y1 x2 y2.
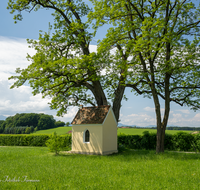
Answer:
0 146 199 190
33 127 191 136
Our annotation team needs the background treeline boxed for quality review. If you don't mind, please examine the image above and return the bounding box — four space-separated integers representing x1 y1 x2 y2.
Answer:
0 113 65 134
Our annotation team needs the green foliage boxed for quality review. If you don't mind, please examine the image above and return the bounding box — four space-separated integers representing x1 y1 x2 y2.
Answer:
118 132 199 152
193 134 200 152
25 127 32 134
7 0 108 117
90 0 200 153
46 132 65 155
172 132 195 151
66 122 70 126
0 134 72 148
0 134 50 146
0 132 199 152
37 114 55 130
55 120 65 128
0 113 56 133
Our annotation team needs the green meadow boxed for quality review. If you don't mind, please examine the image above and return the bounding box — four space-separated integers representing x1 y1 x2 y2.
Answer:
117 128 191 135
34 127 72 135
33 126 191 136
0 146 199 190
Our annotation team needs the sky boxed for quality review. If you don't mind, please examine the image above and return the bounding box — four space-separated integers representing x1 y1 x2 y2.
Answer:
0 1 200 127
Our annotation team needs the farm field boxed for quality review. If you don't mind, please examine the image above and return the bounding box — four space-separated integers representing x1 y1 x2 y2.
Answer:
0 146 199 190
117 128 192 135
34 126 192 136
34 126 72 135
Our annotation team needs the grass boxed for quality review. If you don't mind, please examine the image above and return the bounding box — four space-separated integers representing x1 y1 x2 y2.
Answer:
0 146 200 190
34 127 72 135
117 128 191 135
33 127 191 136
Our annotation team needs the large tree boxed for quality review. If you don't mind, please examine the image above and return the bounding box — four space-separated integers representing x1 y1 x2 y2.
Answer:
90 0 200 153
7 0 128 121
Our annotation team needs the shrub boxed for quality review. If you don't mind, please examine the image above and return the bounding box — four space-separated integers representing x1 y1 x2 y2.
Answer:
46 132 65 155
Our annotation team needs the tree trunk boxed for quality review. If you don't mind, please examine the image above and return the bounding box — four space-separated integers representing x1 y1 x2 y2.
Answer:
112 85 125 122
92 81 108 106
156 124 166 153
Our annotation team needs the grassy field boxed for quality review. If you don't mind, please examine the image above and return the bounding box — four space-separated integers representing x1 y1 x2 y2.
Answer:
33 126 191 136
117 128 191 135
0 146 199 190
34 127 72 135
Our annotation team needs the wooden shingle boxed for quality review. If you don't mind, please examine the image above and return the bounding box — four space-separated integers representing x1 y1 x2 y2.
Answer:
71 105 111 125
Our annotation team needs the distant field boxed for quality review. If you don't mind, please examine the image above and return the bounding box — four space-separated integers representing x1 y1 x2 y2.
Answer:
34 127 72 135
117 128 191 135
33 126 192 135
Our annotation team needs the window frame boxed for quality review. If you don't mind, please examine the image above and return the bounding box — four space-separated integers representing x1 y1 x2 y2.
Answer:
83 129 90 143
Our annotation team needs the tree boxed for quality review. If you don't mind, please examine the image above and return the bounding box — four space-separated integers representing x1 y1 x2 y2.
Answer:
66 122 70 127
25 127 32 134
90 0 200 153
37 114 56 130
0 120 5 133
7 0 128 122
55 120 65 127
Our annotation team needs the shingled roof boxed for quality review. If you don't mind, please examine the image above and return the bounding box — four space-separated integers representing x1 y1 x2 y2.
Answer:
71 105 111 125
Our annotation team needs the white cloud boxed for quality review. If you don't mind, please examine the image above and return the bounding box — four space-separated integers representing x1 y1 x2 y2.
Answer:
120 113 156 127
0 36 35 82
54 106 78 122
176 109 190 114
193 113 200 121
144 107 155 112
168 113 200 127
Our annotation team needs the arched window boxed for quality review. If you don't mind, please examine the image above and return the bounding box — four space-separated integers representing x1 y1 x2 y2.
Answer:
84 129 90 143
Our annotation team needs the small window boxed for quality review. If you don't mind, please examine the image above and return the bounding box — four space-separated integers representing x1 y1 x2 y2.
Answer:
84 129 90 143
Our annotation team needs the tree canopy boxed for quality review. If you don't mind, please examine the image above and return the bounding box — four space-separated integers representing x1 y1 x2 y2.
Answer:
7 0 200 153
7 0 131 121
90 0 200 153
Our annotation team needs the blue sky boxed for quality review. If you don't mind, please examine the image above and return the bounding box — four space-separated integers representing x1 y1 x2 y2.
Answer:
0 1 199 127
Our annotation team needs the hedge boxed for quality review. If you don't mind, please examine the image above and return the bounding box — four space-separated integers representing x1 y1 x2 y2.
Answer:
118 131 200 152
0 132 200 152
0 134 71 148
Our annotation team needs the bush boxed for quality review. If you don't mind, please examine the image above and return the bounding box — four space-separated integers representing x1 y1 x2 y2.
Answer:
46 132 65 155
